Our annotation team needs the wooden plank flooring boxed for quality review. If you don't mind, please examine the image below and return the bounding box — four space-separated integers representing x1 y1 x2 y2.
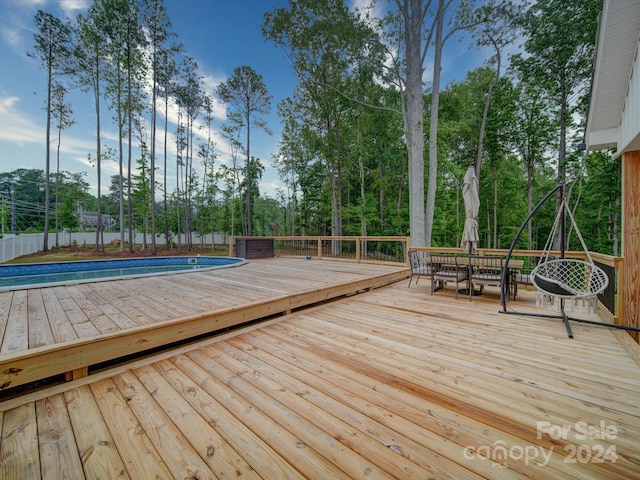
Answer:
0 259 408 391
0 267 638 479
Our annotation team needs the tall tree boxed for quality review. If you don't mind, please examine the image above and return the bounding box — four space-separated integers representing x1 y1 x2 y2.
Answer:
217 65 272 236
197 94 218 249
376 0 478 246
141 0 176 254
388 0 437 246
174 55 203 249
75 3 108 251
423 0 481 246
158 47 181 248
512 0 599 218
264 0 381 240
123 0 147 252
98 0 145 251
30 10 74 251
59 172 89 244
275 98 307 236
50 81 75 247
97 0 128 250
510 80 556 248
482 77 518 248
132 119 152 249
220 113 244 237
471 0 523 179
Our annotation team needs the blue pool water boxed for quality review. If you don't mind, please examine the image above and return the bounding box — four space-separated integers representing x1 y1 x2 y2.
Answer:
0 256 245 291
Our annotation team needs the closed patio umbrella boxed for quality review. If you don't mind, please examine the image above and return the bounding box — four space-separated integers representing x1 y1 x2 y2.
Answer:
461 165 480 254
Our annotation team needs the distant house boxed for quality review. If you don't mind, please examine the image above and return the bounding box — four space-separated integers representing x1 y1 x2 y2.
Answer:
585 0 640 338
75 210 117 231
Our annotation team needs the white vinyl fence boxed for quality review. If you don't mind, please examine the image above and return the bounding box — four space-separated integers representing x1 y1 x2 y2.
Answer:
0 232 229 263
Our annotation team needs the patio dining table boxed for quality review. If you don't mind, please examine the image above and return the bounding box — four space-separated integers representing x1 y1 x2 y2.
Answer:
430 254 524 300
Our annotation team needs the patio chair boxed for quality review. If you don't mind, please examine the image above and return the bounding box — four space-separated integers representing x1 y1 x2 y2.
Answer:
408 250 432 287
468 255 505 301
430 254 469 299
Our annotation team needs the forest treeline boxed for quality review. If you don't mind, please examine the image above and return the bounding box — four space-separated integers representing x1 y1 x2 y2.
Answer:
0 0 621 256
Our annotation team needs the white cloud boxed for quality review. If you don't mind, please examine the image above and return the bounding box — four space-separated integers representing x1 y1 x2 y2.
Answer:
0 96 43 145
200 72 227 122
0 26 21 49
11 0 47 7
350 0 386 25
59 0 89 15
260 179 283 199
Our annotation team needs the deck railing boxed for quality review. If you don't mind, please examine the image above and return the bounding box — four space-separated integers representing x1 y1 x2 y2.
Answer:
228 237 620 324
230 236 410 265
409 246 621 325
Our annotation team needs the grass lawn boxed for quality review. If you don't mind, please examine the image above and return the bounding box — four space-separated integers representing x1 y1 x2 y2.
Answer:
3 244 231 264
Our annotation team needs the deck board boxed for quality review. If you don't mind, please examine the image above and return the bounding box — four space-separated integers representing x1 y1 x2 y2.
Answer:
2 291 28 355
40 289 78 343
63 385 130 479
0 258 407 390
35 394 84 479
0 259 638 479
27 290 54 349
0 292 14 347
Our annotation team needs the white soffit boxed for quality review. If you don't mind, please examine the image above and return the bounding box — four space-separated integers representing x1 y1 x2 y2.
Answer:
586 0 640 151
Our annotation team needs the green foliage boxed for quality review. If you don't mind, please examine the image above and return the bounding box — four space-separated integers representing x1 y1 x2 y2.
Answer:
574 151 621 256
217 65 272 236
8 0 618 260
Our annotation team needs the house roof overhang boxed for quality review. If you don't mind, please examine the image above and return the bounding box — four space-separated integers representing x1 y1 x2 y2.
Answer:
585 0 640 154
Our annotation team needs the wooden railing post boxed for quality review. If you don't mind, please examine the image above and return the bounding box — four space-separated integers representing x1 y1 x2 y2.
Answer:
356 237 361 263
317 238 322 259
616 257 624 329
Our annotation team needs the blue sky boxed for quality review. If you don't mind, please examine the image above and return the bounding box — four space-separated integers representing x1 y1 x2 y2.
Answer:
0 0 491 199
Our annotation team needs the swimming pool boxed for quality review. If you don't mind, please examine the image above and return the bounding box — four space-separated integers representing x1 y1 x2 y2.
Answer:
0 256 246 291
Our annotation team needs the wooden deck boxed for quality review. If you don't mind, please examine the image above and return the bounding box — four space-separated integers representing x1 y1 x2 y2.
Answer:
1 259 639 478
0 258 408 391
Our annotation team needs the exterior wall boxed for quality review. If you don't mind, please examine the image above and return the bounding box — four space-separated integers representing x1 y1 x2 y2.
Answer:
620 48 640 153
622 151 640 340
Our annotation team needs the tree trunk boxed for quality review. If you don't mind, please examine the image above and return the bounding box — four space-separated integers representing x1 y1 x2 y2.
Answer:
163 89 169 249
426 0 446 247
127 59 134 253
43 61 52 251
527 162 533 249
55 119 62 248
553 74 568 250
95 59 104 253
245 113 252 236
405 0 426 247
358 128 367 237
378 157 386 231
475 47 501 179
493 162 498 248
150 54 157 255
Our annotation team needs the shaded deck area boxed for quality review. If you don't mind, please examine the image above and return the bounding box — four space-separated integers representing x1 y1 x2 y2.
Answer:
0 259 639 478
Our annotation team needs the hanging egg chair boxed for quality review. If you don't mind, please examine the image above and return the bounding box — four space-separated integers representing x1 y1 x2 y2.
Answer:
499 181 630 338
531 196 608 301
